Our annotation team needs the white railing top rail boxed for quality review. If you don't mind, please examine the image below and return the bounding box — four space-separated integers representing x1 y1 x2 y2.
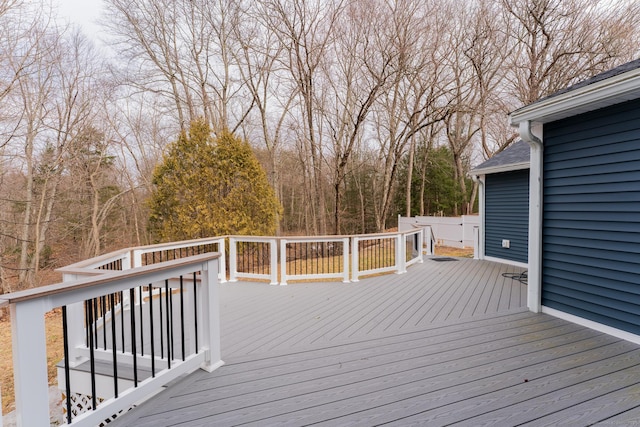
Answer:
132 236 227 254
2 253 220 307
57 248 131 272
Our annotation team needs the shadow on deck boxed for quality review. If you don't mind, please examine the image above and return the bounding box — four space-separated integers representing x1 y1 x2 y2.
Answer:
111 258 640 426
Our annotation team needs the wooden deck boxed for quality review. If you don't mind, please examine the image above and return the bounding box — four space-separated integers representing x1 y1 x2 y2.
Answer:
111 257 640 426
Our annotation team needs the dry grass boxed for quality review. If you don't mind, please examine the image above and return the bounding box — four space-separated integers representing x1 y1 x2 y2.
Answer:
435 245 474 258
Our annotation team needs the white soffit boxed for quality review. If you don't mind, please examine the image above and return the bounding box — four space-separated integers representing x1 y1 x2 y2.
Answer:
509 69 640 126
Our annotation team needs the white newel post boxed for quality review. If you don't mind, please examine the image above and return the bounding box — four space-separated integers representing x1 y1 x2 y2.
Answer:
132 249 143 268
11 299 50 427
200 258 224 372
342 237 350 283
216 238 227 283
279 239 288 285
270 238 278 285
418 230 424 263
351 237 360 282
396 234 406 274
229 237 238 282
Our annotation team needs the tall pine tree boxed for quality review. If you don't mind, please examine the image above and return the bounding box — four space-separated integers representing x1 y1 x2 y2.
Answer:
148 120 281 241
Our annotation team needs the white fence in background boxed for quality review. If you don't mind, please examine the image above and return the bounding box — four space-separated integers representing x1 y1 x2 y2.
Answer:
398 215 479 249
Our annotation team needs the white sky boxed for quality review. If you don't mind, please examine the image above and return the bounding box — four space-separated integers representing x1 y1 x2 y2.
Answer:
56 0 105 40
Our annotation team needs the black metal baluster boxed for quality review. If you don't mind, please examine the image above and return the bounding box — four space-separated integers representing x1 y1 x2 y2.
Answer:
110 293 118 398
159 284 164 359
62 306 72 424
84 301 89 347
256 242 260 274
193 272 198 353
149 285 155 377
101 296 107 350
120 291 125 353
179 275 185 361
92 298 98 349
129 288 138 387
166 280 172 368
139 286 144 357
87 300 97 410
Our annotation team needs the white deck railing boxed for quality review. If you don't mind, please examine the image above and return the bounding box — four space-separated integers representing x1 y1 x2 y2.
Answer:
280 236 351 285
1 254 223 427
1 228 433 425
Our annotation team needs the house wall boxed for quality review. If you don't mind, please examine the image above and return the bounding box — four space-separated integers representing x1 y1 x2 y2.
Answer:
485 169 529 264
542 97 640 335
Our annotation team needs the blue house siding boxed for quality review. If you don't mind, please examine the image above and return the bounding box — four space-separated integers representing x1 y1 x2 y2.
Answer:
485 169 529 264
542 97 640 335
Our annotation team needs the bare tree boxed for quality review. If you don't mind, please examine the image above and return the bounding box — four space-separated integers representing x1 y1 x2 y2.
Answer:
503 0 640 105
368 0 450 230
319 0 397 234
260 0 344 235
233 3 298 235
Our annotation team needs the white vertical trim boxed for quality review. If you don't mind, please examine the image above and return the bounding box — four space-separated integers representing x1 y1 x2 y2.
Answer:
520 121 544 313
473 175 485 259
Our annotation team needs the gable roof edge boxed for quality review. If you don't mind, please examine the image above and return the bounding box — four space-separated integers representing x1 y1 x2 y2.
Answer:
471 161 529 176
509 67 640 126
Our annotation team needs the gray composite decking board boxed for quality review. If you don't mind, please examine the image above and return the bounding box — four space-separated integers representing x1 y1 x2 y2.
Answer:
220 259 522 356
112 316 633 426
108 259 640 426
445 259 497 320
396 352 640 426
462 364 640 427
133 329 630 426
218 309 539 370
592 404 640 426
140 324 607 420
355 260 491 329
158 317 580 405
253 342 637 427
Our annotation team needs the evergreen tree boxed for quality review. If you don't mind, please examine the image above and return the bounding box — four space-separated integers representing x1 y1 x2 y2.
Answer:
148 120 281 241
396 145 472 217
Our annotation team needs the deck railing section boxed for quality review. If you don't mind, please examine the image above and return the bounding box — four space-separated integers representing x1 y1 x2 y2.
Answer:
132 237 226 282
280 237 350 285
1 254 223 427
352 233 398 281
229 236 278 284
404 228 424 268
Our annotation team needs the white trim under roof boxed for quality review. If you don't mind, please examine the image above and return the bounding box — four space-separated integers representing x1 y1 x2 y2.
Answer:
510 67 640 125
471 161 530 176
